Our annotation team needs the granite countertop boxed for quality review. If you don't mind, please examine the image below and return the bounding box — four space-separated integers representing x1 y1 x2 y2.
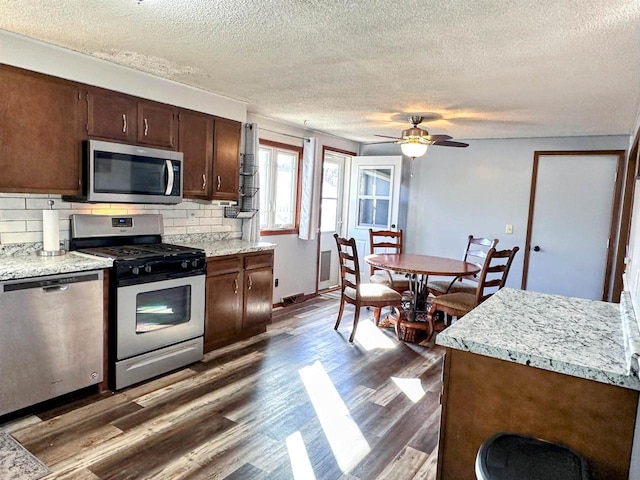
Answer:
0 237 276 281
435 287 640 391
175 239 277 257
0 253 113 281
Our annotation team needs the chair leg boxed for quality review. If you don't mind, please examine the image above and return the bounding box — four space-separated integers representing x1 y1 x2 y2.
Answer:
373 307 382 326
425 302 437 342
335 298 345 330
349 306 361 342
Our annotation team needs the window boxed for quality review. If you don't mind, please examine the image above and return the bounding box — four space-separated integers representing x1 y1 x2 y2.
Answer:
320 153 346 233
356 167 393 228
258 140 303 234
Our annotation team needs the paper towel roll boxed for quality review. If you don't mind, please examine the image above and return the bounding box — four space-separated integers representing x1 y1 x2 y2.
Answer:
42 209 60 252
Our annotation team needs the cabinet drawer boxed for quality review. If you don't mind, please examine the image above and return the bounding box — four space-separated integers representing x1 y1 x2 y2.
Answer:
207 256 242 276
244 252 274 270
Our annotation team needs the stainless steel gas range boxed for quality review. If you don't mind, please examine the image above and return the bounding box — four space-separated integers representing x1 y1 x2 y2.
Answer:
70 214 205 390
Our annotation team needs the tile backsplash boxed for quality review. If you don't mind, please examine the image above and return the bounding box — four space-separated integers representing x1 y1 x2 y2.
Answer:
0 193 242 246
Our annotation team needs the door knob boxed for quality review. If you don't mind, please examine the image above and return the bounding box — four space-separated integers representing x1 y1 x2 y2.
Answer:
533 245 541 252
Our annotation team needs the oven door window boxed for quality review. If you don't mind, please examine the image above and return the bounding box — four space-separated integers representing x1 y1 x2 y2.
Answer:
136 285 191 333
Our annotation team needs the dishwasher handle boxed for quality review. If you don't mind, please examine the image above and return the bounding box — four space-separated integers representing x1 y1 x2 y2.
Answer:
2 272 101 293
42 285 70 293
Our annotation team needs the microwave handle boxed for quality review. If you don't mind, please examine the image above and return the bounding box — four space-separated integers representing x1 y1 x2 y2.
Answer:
164 160 175 196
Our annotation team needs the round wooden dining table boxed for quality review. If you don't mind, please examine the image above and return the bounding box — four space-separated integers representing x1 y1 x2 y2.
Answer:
365 253 481 342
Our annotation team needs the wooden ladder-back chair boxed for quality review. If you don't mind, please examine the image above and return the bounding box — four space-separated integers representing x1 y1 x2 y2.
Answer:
368 229 410 294
334 234 403 342
427 235 499 296
426 246 519 338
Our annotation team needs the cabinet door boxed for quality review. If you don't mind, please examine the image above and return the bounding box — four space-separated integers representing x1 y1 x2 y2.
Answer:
205 271 243 352
86 88 137 142
137 101 178 149
212 117 241 201
243 266 273 329
179 111 213 199
0 66 82 194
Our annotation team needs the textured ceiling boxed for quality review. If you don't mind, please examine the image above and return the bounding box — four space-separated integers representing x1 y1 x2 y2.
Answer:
1 0 639 143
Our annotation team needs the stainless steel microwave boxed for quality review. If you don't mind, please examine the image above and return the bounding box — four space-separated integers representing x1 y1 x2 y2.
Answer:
69 140 183 204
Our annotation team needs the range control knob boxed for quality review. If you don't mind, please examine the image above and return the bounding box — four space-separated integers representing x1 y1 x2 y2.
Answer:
191 259 199 268
131 266 140 275
181 260 189 269
144 264 152 273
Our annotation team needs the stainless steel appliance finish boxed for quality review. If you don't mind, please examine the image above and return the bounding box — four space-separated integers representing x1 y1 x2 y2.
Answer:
69 214 205 390
66 139 183 205
0 271 104 416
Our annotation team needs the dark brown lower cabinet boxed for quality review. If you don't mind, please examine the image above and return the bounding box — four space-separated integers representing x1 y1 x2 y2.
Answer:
205 251 273 352
437 348 639 480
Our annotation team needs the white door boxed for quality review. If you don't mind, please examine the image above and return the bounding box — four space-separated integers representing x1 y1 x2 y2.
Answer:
317 152 348 291
347 156 403 275
524 153 620 300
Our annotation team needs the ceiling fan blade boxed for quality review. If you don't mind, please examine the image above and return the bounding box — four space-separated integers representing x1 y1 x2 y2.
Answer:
374 134 401 140
432 140 469 148
363 140 398 145
423 134 452 142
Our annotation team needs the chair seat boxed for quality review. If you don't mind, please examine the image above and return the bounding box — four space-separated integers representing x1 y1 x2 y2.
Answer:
428 279 476 295
432 292 476 313
370 272 410 290
345 283 403 303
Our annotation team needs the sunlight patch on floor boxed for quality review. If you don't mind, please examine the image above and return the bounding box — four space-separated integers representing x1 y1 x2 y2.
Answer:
299 361 371 473
391 376 426 403
355 319 397 351
286 431 317 480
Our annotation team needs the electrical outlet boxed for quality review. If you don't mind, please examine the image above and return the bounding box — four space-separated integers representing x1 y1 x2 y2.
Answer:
505 224 513 234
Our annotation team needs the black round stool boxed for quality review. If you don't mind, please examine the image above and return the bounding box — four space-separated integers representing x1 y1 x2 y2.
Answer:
475 433 591 480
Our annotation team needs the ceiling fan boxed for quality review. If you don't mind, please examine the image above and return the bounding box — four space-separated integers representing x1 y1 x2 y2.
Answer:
374 115 469 158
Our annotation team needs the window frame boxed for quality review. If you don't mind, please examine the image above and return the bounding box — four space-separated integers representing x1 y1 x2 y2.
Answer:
258 139 304 236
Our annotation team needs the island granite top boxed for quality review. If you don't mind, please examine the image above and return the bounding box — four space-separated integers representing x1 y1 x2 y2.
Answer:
435 287 640 391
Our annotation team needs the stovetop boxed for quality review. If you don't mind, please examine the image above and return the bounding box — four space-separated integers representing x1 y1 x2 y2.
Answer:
77 243 203 261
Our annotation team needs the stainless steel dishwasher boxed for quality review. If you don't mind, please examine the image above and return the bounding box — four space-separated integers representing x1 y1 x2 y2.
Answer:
0 270 104 416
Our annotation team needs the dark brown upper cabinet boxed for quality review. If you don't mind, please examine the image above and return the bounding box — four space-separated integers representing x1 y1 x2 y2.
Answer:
0 65 83 195
86 87 177 150
137 101 178 149
212 117 241 201
179 110 214 199
86 88 137 143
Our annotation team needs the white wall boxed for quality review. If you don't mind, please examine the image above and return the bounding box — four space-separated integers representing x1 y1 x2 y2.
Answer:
361 135 630 289
248 114 359 304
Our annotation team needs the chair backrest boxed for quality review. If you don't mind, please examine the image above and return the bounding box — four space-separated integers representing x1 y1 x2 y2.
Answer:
474 246 520 305
369 229 403 276
334 234 361 293
461 235 499 283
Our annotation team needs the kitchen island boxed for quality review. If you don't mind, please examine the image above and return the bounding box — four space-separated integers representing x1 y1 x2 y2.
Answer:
435 288 640 480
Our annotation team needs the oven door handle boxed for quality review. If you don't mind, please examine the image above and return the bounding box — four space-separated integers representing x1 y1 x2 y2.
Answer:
164 160 175 196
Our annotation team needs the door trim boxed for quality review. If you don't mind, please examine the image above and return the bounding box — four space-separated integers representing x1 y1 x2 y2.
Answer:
315 146 355 294
522 150 625 301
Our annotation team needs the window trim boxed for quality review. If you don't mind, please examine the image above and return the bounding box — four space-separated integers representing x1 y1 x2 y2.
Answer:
258 139 304 236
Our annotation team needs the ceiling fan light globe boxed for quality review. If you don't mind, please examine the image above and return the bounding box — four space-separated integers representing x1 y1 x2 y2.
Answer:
401 142 428 158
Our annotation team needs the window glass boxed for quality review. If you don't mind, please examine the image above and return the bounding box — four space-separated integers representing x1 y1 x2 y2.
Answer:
259 143 301 231
356 167 393 229
320 161 341 232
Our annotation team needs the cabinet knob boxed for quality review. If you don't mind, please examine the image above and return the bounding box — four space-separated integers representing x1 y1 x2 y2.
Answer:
144 118 149 136
202 174 207 190
533 245 541 252
247 275 252 290
233 277 238 294
122 114 127 133
217 175 221 190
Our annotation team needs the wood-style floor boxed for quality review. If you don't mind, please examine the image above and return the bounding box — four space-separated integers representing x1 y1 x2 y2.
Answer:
2 293 445 480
